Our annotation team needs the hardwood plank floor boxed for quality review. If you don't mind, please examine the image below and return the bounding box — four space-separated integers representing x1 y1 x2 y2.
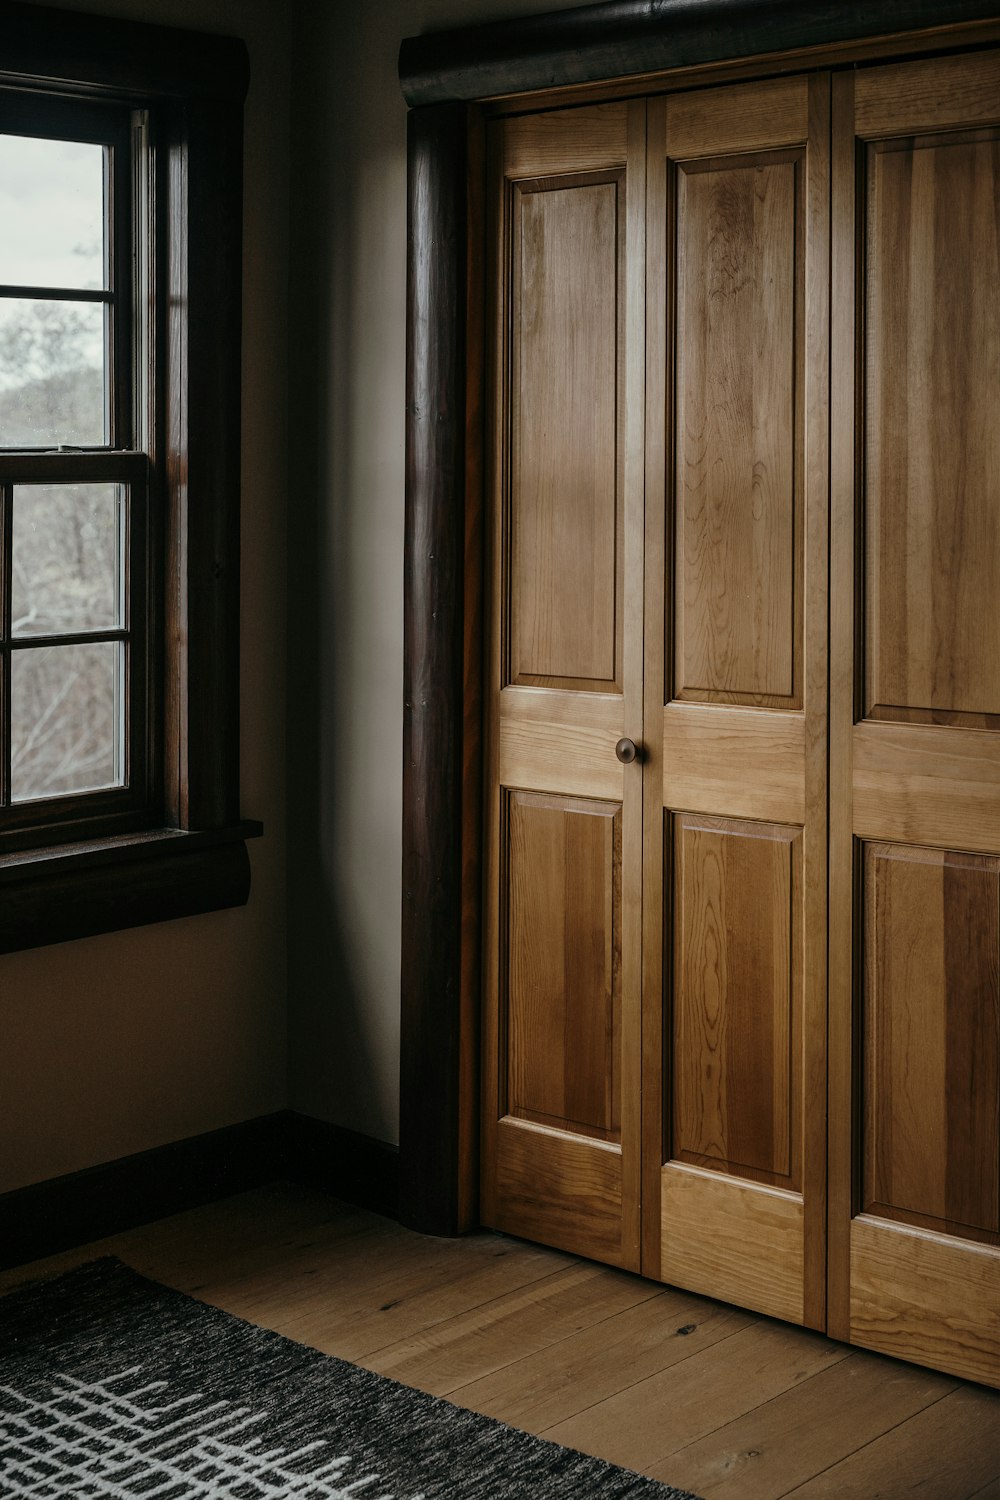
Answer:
2 1181 998 1499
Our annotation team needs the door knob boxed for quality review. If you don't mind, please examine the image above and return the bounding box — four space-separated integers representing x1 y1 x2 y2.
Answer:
615 737 638 764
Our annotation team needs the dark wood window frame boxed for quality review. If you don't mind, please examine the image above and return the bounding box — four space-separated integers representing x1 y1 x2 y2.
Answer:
398 0 1000 1235
0 0 260 953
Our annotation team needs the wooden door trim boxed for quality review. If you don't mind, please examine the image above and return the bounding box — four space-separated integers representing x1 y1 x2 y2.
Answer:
399 3 1000 1239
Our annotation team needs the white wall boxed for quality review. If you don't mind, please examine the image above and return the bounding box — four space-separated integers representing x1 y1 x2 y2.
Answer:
286 0 583 1147
0 0 289 1193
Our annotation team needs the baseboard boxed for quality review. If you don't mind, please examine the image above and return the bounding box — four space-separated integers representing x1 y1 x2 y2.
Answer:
0 1110 400 1270
283 1113 399 1221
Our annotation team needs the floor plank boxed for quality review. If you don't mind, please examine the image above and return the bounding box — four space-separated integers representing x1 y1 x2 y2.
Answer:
362 1260 662 1393
450 1284 754 1432
3 1183 1000 1500
541 1320 850 1471
781 1385 1000 1499
655 1349 958 1498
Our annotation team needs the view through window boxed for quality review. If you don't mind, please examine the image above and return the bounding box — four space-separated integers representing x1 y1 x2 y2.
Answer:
0 108 142 822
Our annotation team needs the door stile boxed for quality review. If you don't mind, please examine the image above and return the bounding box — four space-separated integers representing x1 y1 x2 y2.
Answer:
641 94 669 1281
827 67 858 1344
621 99 649 1273
801 69 832 1333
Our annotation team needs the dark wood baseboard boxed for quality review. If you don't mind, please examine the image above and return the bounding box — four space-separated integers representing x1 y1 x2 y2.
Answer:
0 1111 400 1270
283 1113 400 1222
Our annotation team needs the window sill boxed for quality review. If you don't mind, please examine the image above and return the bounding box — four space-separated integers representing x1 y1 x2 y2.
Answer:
0 822 263 954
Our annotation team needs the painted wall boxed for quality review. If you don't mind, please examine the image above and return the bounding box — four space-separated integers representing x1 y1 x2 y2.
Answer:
286 0 582 1147
0 0 289 1193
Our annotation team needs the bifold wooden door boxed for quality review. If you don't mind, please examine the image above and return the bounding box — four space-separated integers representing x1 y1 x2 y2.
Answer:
828 50 1000 1386
480 101 647 1271
641 73 829 1330
481 51 1000 1386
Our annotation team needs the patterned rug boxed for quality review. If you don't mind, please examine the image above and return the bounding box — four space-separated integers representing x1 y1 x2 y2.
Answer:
0 1258 701 1498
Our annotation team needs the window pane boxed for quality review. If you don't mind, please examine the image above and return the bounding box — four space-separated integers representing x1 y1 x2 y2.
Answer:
0 135 106 290
11 641 123 801
0 298 106 447
12 484 122 637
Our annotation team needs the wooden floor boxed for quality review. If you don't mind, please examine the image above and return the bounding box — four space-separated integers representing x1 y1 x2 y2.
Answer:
3 1182 1000 1499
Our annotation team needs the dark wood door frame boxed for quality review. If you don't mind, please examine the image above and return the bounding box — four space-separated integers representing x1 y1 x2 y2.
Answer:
397 0 1000 1237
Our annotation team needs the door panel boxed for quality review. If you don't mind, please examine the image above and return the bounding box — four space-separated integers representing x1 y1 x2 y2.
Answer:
481 101 645 1272
512 174 622 689
672 814 799 1185
674 153 799 706
506 790 622 1143
830 54 1000 1385
863 843 1000 1239
865 130 1000 725
643 73 829 1327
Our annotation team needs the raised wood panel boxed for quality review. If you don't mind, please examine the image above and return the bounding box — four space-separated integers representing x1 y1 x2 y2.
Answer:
865 130 1000 722
494 1116 623 1265
851 1215 1000 1388
665 75 808 159
853 721 1000 854
662 703 805 823
672 814 800 1186
674 151 802 706
660 1163 804 1324
855 48 1000 139
502 101 627 179
863 842 1000 1237
510 172 623 689
505 791 622 1141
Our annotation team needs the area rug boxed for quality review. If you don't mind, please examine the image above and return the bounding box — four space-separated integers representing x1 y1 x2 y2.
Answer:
0 1258 701 1498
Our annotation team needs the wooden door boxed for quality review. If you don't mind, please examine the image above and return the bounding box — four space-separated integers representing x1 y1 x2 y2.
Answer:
829 51 1000 1387
480 101 646 1270
642 74 830 1328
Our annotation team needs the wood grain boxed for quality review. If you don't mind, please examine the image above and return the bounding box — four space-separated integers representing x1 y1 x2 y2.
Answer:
660 1349 955 1500
826 67 858 1344
659 1163 805 1324
511 170 622 687
672 813 799 1185
545 1316 839 1471
492 1116 623 1265
865 128 1000 722
855 47 1000 138
662 703 805 823
863 843 1000 1237
451 1285 752 1433
664 75 808 159
674 150 801 706
851 1214 1000 1388
499 712 623 800
853 720 1000 854
502 101 627 179
506 790 621 1141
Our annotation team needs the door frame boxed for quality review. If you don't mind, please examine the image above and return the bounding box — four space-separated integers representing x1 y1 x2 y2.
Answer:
397 0 1000 1237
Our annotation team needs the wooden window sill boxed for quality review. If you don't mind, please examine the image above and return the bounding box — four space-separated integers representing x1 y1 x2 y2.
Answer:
0 822 263 953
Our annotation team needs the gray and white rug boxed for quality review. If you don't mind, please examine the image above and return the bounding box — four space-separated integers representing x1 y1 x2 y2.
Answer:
0 1258 701 1498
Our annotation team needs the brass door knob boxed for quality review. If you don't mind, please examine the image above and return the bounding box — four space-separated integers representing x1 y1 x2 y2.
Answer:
615 737 638 764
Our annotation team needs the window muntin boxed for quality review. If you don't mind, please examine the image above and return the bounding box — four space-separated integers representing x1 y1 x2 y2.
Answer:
0 95 154 847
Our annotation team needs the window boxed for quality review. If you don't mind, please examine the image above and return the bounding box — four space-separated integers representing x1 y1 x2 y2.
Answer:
0 4 259 952
1 96 151 846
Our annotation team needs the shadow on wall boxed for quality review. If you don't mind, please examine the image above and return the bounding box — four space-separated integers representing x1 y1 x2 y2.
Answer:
286 0 411 1145
284 0 590 1149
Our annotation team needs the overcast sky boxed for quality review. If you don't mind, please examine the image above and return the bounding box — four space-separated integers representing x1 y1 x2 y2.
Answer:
0 134 105 290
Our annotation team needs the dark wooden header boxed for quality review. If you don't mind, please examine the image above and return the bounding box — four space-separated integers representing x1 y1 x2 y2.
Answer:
0 0 249 102
399 0 1000 105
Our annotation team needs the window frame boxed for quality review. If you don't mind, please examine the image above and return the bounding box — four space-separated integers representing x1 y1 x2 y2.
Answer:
0 1 259 953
